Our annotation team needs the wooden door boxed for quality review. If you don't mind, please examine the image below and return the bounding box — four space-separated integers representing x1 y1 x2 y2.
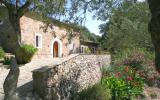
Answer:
53 41 58 57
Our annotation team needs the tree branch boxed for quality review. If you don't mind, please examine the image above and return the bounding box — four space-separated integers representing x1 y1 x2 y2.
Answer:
16 0 19 10
0 0 6 5
0 0 14 9
18 0 32 17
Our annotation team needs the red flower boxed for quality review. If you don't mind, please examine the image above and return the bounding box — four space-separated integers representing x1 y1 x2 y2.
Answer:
127 76 132 81
124 66 129 72
116 72 121 77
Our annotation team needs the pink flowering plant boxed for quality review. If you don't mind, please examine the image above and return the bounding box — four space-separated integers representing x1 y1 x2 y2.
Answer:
102 65 144 99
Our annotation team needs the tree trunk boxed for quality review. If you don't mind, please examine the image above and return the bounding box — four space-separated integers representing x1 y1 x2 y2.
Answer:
5 4 22 45
6 6 24 64
148 0 160 73
4 0 32 63
3 57 20 100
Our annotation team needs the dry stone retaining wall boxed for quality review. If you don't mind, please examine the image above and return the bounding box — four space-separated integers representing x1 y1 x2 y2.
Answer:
32 54 111 100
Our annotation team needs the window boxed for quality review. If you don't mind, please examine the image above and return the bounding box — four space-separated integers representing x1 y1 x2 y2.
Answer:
35 34 42 48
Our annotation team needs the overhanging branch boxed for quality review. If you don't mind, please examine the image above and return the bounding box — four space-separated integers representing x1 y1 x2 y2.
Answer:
18 0 32 17
0 0 14 9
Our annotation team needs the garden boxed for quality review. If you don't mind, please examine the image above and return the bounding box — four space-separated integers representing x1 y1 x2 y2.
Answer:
73 1 160 99
74 48 160 100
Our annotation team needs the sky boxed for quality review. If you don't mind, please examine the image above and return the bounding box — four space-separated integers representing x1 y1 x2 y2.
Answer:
85 0 145 36
85 12 104 36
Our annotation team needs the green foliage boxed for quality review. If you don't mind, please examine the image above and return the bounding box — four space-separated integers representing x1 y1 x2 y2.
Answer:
20 44 38 64
0 47 5 59
113 47 160 87
113 48 154 66
73 84 111 100
113 48 155 73
102 65 144 99
33 0 65 16
67 31 73 44
102 76 127 99
99 1 152 52
3 56 11 65
80 26 100 43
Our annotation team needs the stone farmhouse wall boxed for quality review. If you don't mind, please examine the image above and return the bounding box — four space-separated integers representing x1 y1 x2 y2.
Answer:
20 16 80 59
32 54 111 100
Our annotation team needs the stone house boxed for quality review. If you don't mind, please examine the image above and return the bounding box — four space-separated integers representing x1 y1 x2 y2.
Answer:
0 6 80 59
80 40 99 54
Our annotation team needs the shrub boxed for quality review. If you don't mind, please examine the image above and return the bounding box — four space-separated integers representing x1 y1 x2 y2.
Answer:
73 84 111 100
112 47 159 87
102 76 127 99
113 48 154 66
20 44 38 64
123 53 144 70
102 65 144 99
0 47 5 59
3 56 11 65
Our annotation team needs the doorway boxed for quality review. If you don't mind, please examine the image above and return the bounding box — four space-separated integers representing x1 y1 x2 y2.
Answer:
51 38 62 58
53 41 58 57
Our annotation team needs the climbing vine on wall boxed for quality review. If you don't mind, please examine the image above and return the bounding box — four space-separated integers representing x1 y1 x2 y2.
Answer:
68 30 73 44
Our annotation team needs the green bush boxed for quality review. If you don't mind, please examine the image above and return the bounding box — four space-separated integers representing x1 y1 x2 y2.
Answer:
3 56 11 65
113 48 154 66
20 44 38 64
102 76 127 100
73 84 111 100
102 65 144 100
112 47 160 87
0 47 5 59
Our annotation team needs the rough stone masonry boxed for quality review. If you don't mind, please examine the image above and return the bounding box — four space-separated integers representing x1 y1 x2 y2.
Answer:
32 54 111 100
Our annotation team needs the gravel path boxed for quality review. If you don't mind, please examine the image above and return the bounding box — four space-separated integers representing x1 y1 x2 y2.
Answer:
0 54 78 99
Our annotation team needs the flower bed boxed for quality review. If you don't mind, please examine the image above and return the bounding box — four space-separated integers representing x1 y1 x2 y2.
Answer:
102 65 144 99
